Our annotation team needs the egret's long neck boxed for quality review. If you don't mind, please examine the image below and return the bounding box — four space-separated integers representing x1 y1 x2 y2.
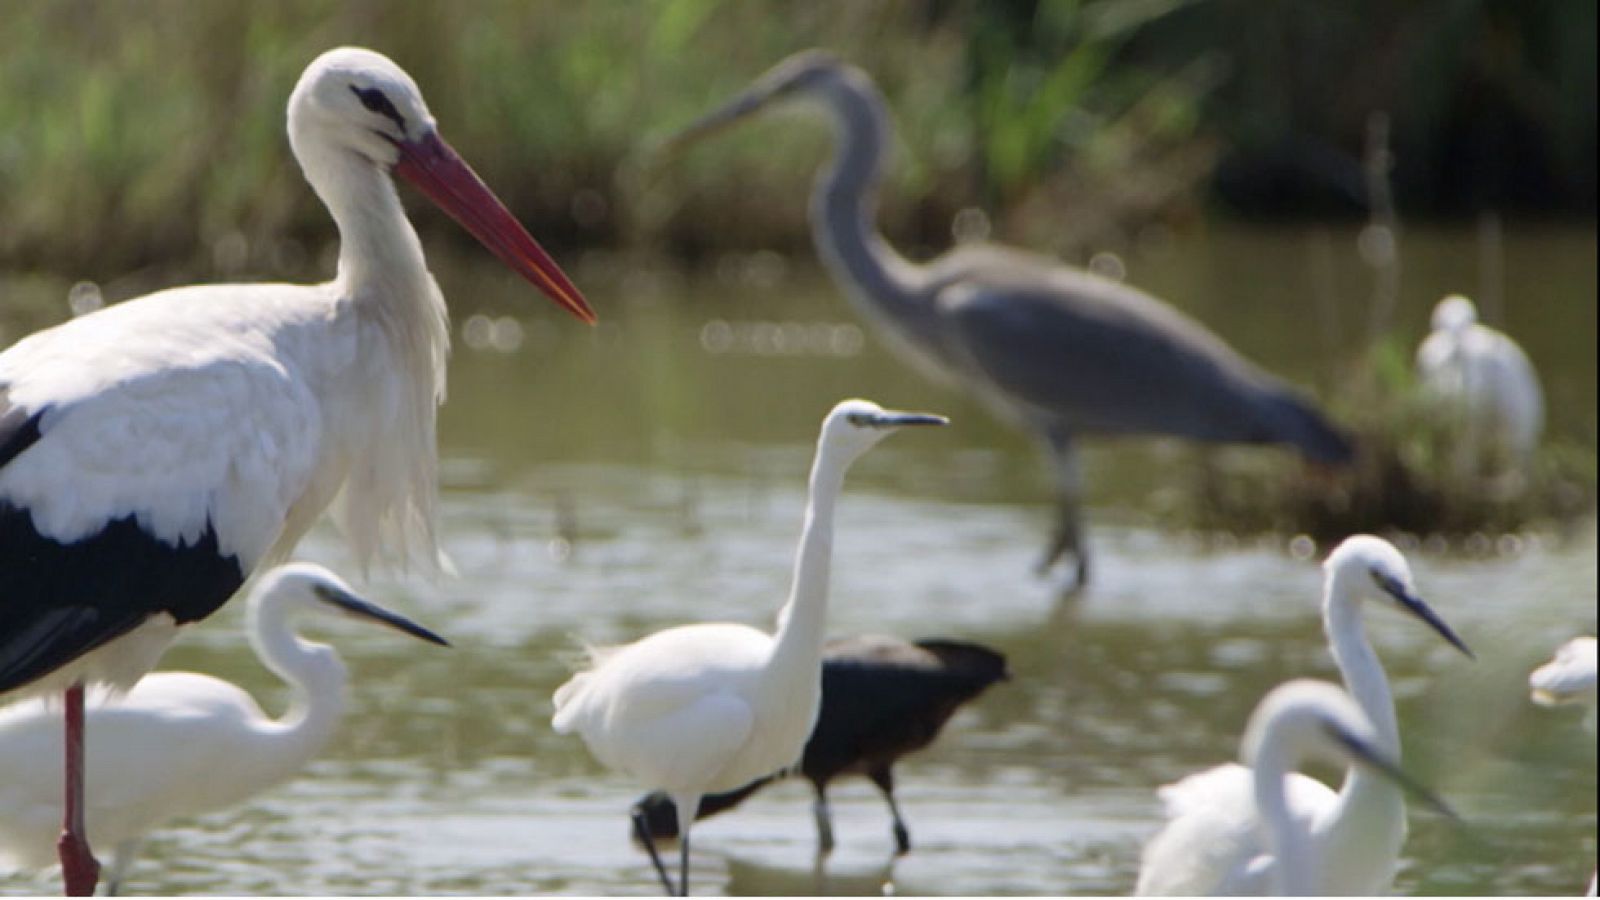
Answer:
248 600 349 781
1317 571 1407 891
762 440 849 696
810 80 925 330
1324 574 1399 751
1253 742 1314 895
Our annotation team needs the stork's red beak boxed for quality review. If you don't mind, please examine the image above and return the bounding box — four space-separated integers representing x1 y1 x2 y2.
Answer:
394 131 595 324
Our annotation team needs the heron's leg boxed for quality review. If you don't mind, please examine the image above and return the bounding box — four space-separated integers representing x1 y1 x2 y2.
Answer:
810 781 835 855
867 766 910 855
1035 428 1089 588
58 682 101 897
671 794 700 897
632 807 676 897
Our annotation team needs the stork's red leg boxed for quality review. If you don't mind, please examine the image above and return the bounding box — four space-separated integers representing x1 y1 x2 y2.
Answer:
57 683 100 896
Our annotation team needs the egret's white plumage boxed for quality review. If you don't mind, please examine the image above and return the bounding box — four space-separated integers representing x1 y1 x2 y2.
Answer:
0 562 447 893
1416 294 1544 465
1176 679 1456 896
1529 635 1598 896
552 399 946 895
1530 637 1597 711
1136 536 1472 895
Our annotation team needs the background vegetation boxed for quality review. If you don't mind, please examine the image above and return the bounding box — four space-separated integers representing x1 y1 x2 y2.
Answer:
0 0 1593 279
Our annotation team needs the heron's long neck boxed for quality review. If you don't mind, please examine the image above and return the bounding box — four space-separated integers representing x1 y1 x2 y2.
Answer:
762 443 848 697
810 82 925 331
248 602 349 781
1254 743 1314 895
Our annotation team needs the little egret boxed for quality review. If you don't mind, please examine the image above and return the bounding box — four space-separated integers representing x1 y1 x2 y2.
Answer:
1530 636 1598 897
1529 636 1596 714
1415 294 1544 468
1136 535 1472 895
1147 679 1457 895
631 635 1009 857
552 400 948 896
0 562 448 894
0 46 590 892
664 51 1353 589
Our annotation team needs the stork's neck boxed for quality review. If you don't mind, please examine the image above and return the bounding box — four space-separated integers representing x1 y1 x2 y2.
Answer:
810 79 924 329
247 601 349 782
291 139 449 574
295 142 431 290
761 441 848 702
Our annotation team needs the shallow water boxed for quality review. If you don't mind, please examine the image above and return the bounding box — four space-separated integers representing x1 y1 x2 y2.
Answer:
1 222 1595 895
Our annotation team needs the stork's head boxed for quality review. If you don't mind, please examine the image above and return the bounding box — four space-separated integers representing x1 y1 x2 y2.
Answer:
1241 680 1457 820
661 50 882 151
1431 294 1479 332
287 47 594 324
289 48 434 167
1323 535 1473 658
819 398 947 464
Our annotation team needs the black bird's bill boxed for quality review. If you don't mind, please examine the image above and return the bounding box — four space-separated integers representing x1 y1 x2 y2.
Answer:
848 411 950 429
1324 721 1460 821
1371 572 1474 659
312 584 450 646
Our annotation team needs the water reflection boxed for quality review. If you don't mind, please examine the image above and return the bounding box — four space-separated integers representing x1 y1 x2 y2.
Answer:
0 223 1594 895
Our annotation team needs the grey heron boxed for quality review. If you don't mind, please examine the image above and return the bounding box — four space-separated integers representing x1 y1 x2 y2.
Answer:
665 51 1355 588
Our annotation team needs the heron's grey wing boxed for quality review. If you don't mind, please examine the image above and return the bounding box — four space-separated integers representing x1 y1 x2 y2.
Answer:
935 276 1353 462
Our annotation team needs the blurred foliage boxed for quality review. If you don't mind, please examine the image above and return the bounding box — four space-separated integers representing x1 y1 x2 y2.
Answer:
1191 343 1597 541
0 0 1592 280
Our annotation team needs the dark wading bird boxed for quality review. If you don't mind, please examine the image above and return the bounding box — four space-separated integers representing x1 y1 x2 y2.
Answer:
630 636 1009 872
664 51 1355 590
0 47 592 894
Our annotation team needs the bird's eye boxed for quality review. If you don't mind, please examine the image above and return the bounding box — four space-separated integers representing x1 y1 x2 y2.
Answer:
846 413 870 426
350 86 407 131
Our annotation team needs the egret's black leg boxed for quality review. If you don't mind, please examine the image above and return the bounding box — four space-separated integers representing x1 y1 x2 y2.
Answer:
671 793 700 897
633 807 676 896
867 766 910 855
811 781 835 855
678 830 690 897
1036 428 1089 589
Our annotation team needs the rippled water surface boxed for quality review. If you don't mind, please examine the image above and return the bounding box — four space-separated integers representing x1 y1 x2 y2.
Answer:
1 223 1595 895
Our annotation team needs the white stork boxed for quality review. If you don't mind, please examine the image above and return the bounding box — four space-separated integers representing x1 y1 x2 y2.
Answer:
0 46 594 894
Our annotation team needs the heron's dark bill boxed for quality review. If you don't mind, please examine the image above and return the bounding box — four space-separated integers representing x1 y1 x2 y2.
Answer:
392 130 595 325
312 584 451 646
658 90 774 155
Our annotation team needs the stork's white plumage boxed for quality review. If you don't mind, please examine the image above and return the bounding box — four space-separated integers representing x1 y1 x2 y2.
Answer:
1416 294 1544 465
0 46 592 894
